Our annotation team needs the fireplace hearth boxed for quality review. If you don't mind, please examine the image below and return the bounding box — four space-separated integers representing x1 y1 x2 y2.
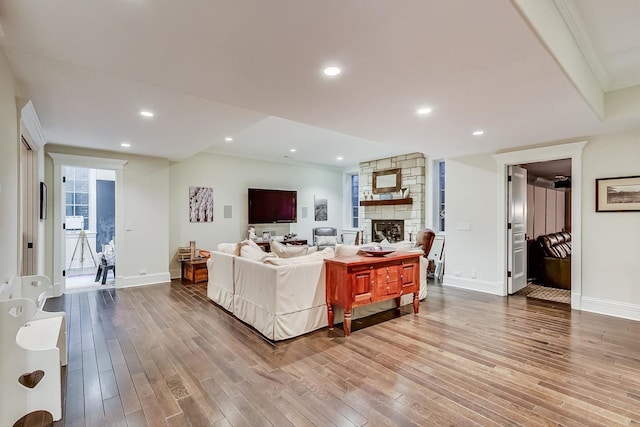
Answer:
371 219 404 243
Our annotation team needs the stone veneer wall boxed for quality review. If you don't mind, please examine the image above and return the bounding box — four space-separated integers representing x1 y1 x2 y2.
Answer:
359 153 425 243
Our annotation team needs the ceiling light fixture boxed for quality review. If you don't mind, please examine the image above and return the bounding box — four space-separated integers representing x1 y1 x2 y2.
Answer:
225 137 233 142
289 148 297 152
139 110 154 118
416 107 432 115
472 130 485 136
323 66 341 77
336 156 344 161
121 142 131 148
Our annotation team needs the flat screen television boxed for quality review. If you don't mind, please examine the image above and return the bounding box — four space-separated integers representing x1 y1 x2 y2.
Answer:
248 188 297 224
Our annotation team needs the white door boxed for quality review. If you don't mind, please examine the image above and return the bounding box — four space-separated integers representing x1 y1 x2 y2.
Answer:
508 165 527 294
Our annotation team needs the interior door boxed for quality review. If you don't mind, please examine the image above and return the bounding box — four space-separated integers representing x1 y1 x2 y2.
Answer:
508 165 527 294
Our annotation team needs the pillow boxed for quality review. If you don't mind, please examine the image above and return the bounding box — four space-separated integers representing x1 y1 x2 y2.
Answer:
270 239 311 258
240 244 276 261
315 235 338 247
335 244 363 257
217 242 240 255
263 247 335 265
389 241 414 251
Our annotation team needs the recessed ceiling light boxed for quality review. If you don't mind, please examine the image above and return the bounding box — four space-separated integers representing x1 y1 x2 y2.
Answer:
225 137 233 142
140 110 154 118
416 107 432 115
336 156 344 161
289 148 297 153
323 66 341 77
472 130 485 136
121 142 131 148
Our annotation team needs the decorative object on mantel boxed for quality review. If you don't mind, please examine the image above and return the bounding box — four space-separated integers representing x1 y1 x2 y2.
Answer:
189 186 214 222
380 193 393 200
595 175 640 212
372 168 401 194
401 187 409 199
314 195 328 221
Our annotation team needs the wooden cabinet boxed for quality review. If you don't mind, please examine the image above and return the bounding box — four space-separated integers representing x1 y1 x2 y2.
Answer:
324 252 420 336
182 259 208 284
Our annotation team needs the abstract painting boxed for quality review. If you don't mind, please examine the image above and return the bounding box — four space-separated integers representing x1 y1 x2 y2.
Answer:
189 186 214 222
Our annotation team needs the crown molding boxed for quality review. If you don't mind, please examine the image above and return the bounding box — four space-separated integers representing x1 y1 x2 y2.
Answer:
554 0 611 91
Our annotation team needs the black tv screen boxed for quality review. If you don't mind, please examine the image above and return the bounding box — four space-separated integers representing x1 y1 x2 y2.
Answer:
248 188 297 224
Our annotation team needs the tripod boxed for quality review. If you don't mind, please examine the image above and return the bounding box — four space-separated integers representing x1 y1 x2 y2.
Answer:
68 230 97 270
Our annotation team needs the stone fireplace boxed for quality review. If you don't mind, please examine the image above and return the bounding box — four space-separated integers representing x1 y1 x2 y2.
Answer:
371 219 404 243
359 153 426 243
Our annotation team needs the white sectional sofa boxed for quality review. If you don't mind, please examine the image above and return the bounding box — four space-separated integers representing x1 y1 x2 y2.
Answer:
206 240 427 341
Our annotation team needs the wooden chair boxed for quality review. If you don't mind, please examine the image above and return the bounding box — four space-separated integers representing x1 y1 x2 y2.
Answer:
0 298 65 425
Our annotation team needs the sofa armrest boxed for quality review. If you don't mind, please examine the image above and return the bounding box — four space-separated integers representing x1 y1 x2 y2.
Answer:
207 251 236 312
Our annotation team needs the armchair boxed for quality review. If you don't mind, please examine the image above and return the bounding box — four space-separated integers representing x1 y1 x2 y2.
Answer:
312 227 341 250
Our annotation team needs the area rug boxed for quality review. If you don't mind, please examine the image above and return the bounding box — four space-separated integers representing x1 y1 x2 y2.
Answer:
515 283 570 304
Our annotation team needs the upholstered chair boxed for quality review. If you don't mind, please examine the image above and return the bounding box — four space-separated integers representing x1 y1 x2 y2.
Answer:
416 228 436 258
312 227 341 250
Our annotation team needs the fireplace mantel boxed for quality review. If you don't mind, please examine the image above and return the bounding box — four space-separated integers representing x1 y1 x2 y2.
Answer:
359 197 413 206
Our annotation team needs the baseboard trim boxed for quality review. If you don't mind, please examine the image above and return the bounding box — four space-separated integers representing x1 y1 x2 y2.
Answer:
580 296 640 322
170 268 181 280
118 272 171 288
442 276 503 295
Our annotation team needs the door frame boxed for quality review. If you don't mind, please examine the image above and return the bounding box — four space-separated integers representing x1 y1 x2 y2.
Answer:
494 141 586 309
49 153 127 296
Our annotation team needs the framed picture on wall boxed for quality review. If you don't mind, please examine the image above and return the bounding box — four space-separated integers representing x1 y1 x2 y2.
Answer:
596 175 640 212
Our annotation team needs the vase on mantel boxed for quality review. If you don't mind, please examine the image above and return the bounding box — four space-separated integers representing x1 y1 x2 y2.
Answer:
401 188 409 198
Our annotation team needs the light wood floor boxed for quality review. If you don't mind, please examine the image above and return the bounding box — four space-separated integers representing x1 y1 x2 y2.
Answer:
17 280 640 426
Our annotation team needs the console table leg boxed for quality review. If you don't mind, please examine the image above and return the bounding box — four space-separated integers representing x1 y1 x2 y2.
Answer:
344 310 352 337
413 292 419 314
395 296 401 308
327 304 334 330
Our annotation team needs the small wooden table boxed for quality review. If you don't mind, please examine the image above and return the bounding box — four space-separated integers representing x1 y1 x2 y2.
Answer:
256 238 308 252
324 252 420 336
181 259 208 284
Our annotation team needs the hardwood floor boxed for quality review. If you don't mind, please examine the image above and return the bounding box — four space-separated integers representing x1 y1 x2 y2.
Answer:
16 280 640 426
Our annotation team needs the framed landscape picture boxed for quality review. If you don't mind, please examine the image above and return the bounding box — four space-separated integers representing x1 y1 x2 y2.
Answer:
596 175 640 212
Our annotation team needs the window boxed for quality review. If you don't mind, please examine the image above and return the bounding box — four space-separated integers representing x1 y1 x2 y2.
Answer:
438 161 445 231
64 166 90 229
351 173 359 228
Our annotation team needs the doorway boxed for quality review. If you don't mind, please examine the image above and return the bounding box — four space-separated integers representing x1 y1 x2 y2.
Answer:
494 141 586 309
64 166 116 292
49 153 127 296
516 159 572 304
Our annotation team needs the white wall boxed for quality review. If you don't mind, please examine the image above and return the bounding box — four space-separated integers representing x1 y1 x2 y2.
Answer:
169 153 342 278
0 52 18 283
582 131 640 309
444 154 500 293
45 145 170 287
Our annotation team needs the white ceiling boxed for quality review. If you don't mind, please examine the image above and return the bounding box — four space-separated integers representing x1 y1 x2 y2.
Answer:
0 1 638 167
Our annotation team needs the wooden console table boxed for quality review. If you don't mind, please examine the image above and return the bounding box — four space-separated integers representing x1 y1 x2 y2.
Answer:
324 252 420 336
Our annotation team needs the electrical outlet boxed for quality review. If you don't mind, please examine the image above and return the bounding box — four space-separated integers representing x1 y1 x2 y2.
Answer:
139 268 146 275
470 269 477 279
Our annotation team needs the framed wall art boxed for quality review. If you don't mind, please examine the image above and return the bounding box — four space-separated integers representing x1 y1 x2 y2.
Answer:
596 175 640 212
189 186 214 222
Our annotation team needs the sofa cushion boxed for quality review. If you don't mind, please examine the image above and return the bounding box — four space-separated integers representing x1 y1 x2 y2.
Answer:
269 239 316 258
334 244 363 257
263 247 334 265
217 242 240 256
240 244 276 261
315 235 338 247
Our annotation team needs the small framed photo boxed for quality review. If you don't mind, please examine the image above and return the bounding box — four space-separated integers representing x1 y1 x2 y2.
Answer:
262 231 271 241
596 175 640 212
